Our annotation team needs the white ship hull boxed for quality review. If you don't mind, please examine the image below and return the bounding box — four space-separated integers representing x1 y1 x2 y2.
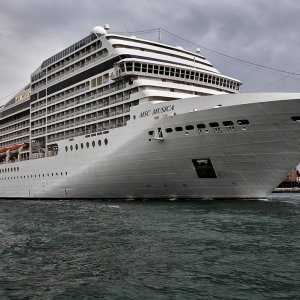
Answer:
2 93 300 199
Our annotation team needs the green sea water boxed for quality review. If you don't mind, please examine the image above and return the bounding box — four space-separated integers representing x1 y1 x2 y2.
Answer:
0 195 299 299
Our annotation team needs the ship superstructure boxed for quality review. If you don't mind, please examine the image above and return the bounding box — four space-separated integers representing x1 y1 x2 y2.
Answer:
0 25 300 199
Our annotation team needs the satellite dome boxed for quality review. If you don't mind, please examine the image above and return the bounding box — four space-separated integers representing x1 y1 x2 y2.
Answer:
91 26 107 35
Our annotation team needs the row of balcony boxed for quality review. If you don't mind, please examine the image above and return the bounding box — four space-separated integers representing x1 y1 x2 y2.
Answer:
47 43 105 75
47 108 130 134
0 116 30 131
47 52 109 85
47 121 127 143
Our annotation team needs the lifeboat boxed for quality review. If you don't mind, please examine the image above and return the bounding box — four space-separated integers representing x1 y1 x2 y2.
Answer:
9 144 24 152
0 143 28 156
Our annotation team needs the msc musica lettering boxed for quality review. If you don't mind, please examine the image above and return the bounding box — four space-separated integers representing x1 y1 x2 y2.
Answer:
140 105 175 118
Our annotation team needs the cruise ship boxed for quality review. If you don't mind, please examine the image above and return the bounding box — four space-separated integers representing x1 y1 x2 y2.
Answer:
1 25 300 199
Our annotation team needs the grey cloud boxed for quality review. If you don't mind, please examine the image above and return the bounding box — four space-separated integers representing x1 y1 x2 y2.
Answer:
0 0 300 104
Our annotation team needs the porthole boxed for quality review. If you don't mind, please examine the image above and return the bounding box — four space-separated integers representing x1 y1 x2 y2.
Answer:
223 121 234 126
86 142 90 148
209 122 219 128
80 143 84 149
104 138 108 145
17 167 19 171
14 167 16 172
185 125 194 130
92 141 95 147
175 127 183 132
61 172 63 176
75 144 78 150
70 145 73 151
98 140 101 146
197 123 206 129
237 119 249 125
148 130 154 136
11 168 13 172
56 173 58 176
65 146 68 152
66 171 68 175
165 128 173 133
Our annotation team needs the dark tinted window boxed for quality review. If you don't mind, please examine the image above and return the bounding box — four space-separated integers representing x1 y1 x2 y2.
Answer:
197 123 206 129
209 122 219 128
185 125 194 130
175 127 183 132
223 121 234 126
237 119 249 125
165 128 173 133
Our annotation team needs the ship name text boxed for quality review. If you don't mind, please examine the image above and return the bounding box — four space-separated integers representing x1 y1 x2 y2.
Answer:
139 105 175 118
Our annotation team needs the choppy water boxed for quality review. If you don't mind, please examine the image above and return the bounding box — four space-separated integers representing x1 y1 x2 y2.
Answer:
0 195 299 300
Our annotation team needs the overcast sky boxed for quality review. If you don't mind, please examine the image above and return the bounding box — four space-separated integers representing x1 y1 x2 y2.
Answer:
0 0 300 105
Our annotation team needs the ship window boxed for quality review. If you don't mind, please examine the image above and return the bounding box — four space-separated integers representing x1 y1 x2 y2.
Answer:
70 145 73 151
165 67 170 76
148 130 154 136
98 140 101 146
237 119 249 125
197 123 206 129
104 138 108 145
148 65 153 73
126 62 133 72
81 143 84 149
223 121 234 126
142 64 147 72
170 68 175 76
17 167 19 171
159 66 164 75
86 142 90 148
185 125 194 130
75 144 78 150
92 141 95 147
175 127 183 132
165 128 173 133
65 146 68 152
192 158 217 178
209 122 219 128
291 116 300 121
153 65 159 74
134 63 141 72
